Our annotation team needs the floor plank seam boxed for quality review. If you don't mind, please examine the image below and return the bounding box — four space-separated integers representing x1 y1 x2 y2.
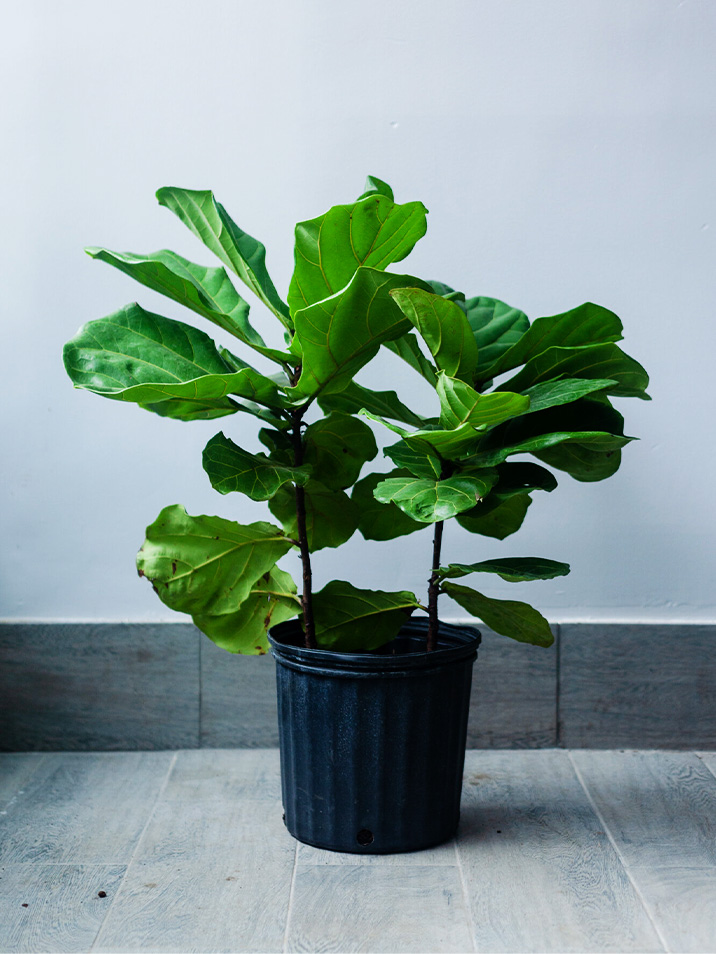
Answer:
0 752 49 816
567 751 672 954
89 750 178 953
282 838 299 954
453 838 477 953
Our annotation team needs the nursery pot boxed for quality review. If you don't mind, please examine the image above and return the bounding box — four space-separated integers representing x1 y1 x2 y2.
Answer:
268 617 480 854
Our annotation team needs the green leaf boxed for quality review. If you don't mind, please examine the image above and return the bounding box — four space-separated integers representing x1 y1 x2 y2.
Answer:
360 410 483 461
436 373 529 429
384 438 442 479
442 583 554 647
390 287 479 384
85 247 289 363
438 558 570 583
317 380 427 428
312 580 420 651
287 191 428 313
460 296 529 379
534 442 623 482
258 427 294 465
63 303 286 421
202 433 311 500
471 429 631 469
136 505 292 617
303 412 377 490
384 333 438 385
374 473 496 523
492 462 558 496
357 175 394 200
427 279 466 303
480 302 624 380
269 480 359 551
456 494 532 540
156 186 291 328
193 567 300 654
503 342 650 399
351 471 426 541
521 378 617 414
292 267 432 397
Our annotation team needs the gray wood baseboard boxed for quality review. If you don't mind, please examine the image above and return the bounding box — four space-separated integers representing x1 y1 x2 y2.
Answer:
1 621 714 750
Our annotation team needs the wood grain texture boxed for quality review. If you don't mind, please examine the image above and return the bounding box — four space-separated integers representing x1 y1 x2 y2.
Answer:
201 641 279 747
0 752 173 864
698 751 716 780
0 623 200 750
0 754 46 811
560 624 716 748
94 751 294 952
467 627 557 747
0 864 126 954
457 750 663 953
620 865 716 953
286 864 474 953
571 750 716 869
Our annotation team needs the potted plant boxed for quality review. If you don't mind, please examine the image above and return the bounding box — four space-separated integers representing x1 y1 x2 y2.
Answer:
63 176 649 853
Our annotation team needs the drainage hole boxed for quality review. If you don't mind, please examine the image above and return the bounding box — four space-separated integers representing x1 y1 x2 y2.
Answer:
356 829 374 846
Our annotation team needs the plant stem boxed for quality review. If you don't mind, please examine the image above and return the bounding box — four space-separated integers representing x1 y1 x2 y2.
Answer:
426 519 444 652
290 407 316 649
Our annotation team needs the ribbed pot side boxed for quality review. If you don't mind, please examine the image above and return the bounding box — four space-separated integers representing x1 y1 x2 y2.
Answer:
268 617 480 854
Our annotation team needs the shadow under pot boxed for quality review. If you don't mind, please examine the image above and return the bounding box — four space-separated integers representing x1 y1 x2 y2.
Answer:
268 617 480 855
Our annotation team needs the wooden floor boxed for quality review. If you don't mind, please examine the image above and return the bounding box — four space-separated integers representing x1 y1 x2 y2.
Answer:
1 750 715 953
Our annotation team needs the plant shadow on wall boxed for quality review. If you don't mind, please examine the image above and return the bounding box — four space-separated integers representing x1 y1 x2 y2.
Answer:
63 176 649 853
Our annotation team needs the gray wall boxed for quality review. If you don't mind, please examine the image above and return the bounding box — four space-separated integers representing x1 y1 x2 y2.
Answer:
1 0 715 624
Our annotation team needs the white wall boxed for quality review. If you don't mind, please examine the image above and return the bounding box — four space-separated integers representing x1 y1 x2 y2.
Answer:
2 0 714 623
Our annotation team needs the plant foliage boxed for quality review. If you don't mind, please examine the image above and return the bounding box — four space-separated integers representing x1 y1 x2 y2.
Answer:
64 178 648 654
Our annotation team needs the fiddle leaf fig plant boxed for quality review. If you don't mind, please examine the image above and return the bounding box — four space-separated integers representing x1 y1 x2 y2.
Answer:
64 176 649 656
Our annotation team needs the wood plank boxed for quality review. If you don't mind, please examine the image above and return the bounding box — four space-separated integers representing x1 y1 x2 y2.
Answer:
94 751 295 952
467 627 557 748
0 864 126 954
698 751 716 779
560 624 716 747
571 750 716 869
457 750 663 952
286 864 474 953
0 752 173 864
620 865 716 953
0 754 46 811
0 623 200 750
200 642 279 747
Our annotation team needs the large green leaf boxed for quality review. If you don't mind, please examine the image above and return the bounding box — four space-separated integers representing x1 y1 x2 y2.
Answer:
390 287 478 384
85 247 289 363
360 410 482 461
156 186 291 327
202 433 311 499
312 580 420 651
357 175 395 200
63 304 286 421
480 302 624 380
287 190 428 314
318 380 427 428
438 558 570 583
470 429 631 469
136 505 292 617
503 342 650 399
521 378 617 414
193 567 300 654
491 462 558 496
374 473 496 523
351 471 426 541
384 438 442 479
436 373 529 429
269 480 359 551
456 494 532 539
534 442 623 482
460 296 530 379
303 412 377 490
292 268 432 397
442 582 554 647
384 333 438 385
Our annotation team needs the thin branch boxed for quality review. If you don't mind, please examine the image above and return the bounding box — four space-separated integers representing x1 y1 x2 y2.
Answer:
426 520 444 652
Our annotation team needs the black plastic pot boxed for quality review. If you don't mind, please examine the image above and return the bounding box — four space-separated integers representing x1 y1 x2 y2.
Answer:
268 617 480 854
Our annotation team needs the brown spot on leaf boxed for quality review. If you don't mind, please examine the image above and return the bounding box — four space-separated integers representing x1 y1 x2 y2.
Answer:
137 568 145 577
152 584 159 594
171 561 177 575
255 646 266 654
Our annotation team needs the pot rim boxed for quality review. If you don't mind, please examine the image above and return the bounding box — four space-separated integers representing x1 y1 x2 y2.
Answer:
268 616 480 674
